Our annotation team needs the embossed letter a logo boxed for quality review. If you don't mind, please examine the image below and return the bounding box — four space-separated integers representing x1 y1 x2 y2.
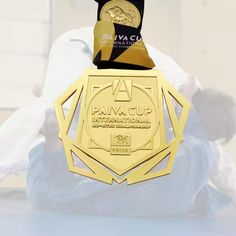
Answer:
112 80 132 102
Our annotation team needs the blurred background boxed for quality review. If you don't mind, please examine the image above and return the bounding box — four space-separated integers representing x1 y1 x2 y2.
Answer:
0 0 235 186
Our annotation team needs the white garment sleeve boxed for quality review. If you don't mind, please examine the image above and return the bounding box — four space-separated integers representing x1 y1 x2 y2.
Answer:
210 142 236 197
146 44 188 90
0 100 46 179
0 28 94 180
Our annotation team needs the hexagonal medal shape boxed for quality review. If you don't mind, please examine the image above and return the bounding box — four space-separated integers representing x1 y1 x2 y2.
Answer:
54 69 190 184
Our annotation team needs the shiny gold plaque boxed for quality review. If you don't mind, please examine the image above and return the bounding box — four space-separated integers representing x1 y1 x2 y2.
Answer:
54 69 190 185
100 0 141 28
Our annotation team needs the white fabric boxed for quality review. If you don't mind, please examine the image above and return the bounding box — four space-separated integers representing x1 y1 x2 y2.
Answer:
210 143 236 196
0 99 46 179
0 27 94 179
148 44 188 89
42 27 94 101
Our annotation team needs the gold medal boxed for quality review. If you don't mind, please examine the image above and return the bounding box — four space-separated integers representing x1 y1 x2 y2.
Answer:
54 0 190 185
54 69 190 184
100 0 141 28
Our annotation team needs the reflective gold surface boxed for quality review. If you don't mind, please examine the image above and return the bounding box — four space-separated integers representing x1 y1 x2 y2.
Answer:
54 69 190 184
100 0 141 28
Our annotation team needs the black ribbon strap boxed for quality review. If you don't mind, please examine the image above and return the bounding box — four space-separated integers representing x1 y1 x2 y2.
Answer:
93 0 155 70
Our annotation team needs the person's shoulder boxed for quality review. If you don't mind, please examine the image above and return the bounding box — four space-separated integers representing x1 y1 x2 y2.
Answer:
146 44 188 89
51 27 94 53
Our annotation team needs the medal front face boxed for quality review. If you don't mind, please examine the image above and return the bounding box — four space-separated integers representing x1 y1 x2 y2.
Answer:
54 69 190 184
100 0 141 28
81 74 160 175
